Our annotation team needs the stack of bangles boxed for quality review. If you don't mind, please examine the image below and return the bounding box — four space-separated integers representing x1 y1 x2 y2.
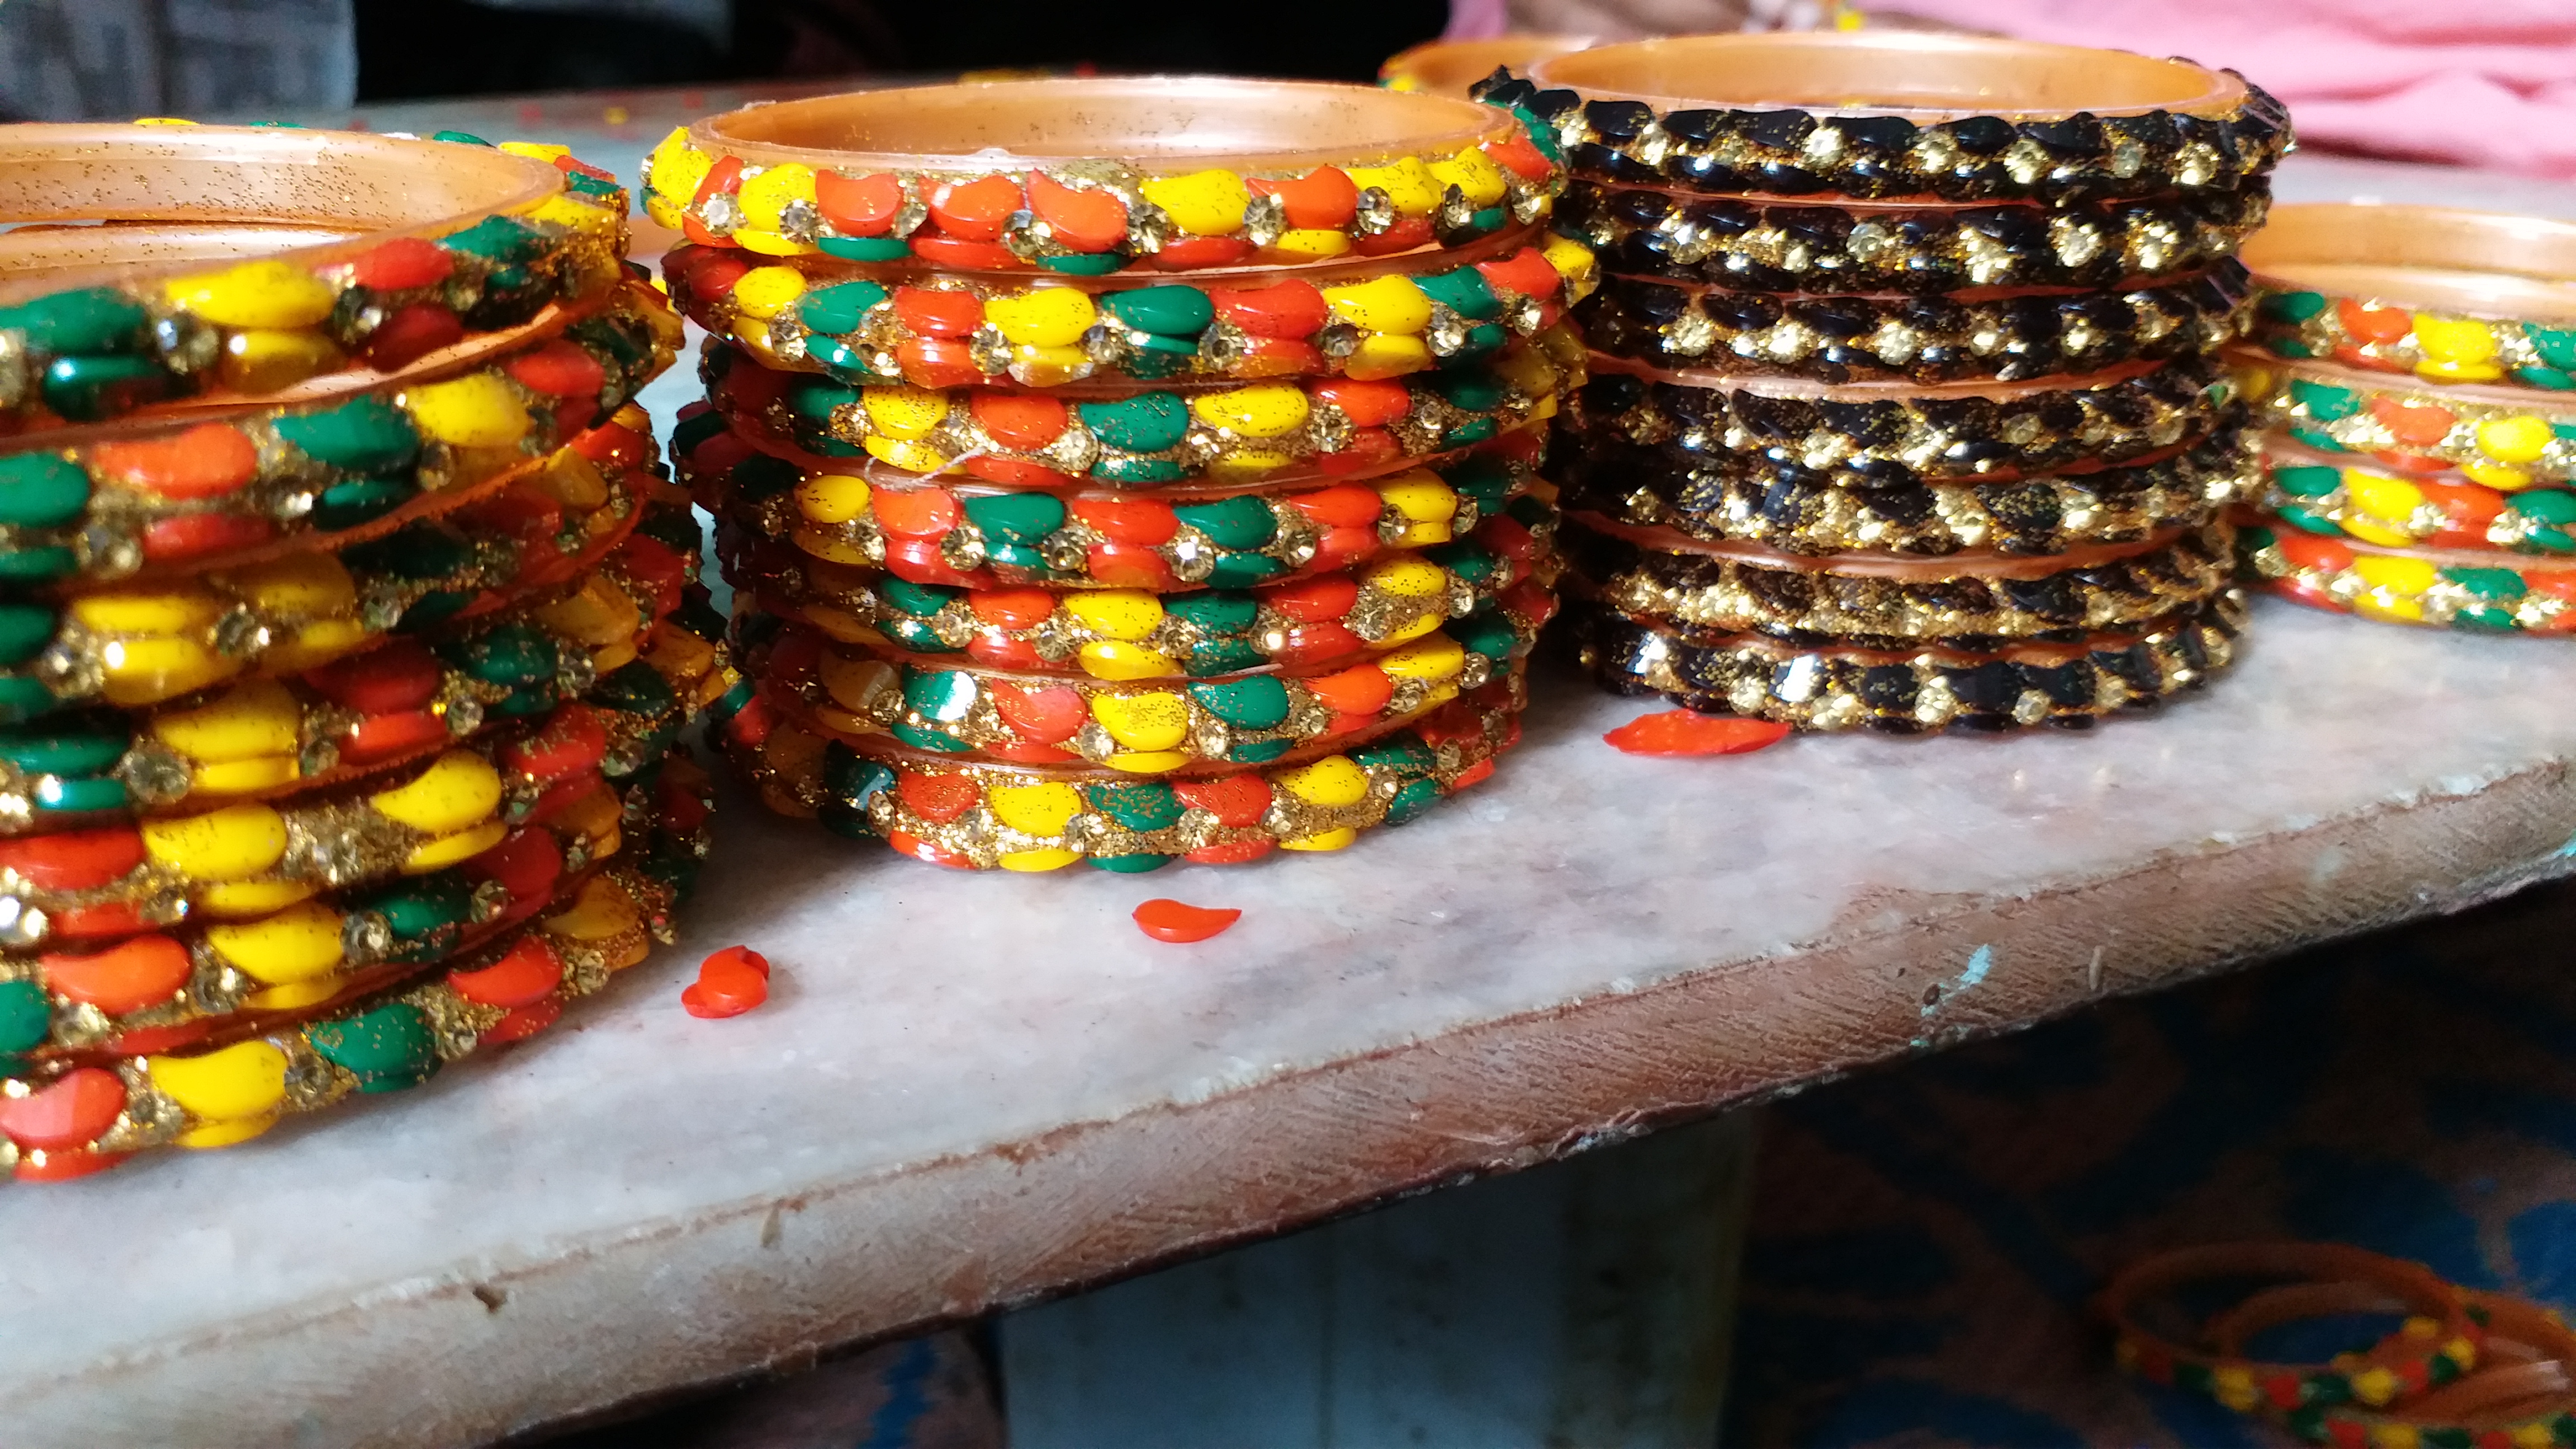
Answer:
2233 205 2576 633
0 122 727 1182
659 78 1580 869
2106 1243 2576 1447
1474 32 2288 731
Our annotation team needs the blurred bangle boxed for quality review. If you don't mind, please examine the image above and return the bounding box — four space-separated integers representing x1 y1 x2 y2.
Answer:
2242 522 2576 633
2264 438 2576 556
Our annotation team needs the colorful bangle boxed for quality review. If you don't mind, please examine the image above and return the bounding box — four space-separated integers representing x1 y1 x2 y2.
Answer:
1565 352 2236 487
642 79 1562 272
717 672 1522 871
2104 1244 2485 1434
1569 590 2244 732
665 234 1599 390
1481 34 2288 204
2243 203 2576 392
680 410 1550 592
2240 522 2576 633
2238 356 2576 490
1573 263 2252 385
1556 425 2256 558
2264 441 2576 556
705 328 1578 490
0 287 680 589
1565 515 2236 646
1559 181 2270 296
0 755 712 1180
0 125 629 434
2277 1292 2576 1448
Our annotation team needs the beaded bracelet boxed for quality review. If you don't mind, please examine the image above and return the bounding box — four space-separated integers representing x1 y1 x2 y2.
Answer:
1556 425 2257 557
1559 181 2270 296
2239 358 2576 490
643 79 1562 272
0 125 631 434
730 532 1554 682
705 328 1578 490
1564 353 2236 487
2244 203 2576 392
1564 515 2237 647
667 233 1599 389
2255 1292 2576 1447
0 756 711 1179
0 287 679 588
681 409 1550 591
2241 522 2576 633
1478 34 2288 204
719 673 1522 871
1574 262 2253 385
2264 442 2576 556
1569 590 2244 732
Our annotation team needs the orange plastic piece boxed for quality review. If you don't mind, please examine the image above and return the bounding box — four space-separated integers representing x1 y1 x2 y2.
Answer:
1603 711 1792 757
1133 899 1242 944
682 945 771 1019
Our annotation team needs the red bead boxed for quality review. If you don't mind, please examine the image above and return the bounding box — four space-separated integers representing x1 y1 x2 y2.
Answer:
1355 215 1436 257
1450 757 1495 791
504 703 610 782
556 154 616 182
927 176 1025 243
680 250 753 301
1182 839 1272 866
102 1023 208 1056
141 511 274 565
687 429 759 482
893 286 986 339
616 534 690 619
1070 496 1178 544
1027 172 1128 252
815 171 906 236
1483 132 1552 182
965 632 1046 670
364 302 466 372
307 638 443 714
987 681 1086 744
984 741 1081 764
0 827 145 892
49 901 150 940
525 776 607 830
1484 513 1537 565
1086 541 1180 591
1251 167 1358 231
1151 236 1256 269
42 934 191 1015
344 236 453 291
449 935 567 1008
1475 248 1562 302
967 588 1057 629
1229 337 1325 378
898 337 984 390
1173 773 1271 826
970 392 1069 451
1261 573 1361 622
2369 397 2456 449
1207 281 1329 339
1309 526 1380 570
1315 378 1410 428
2339 298 2412 346
1132 898 1242 944
1306 662 1393 714
963 457 1076 488
723 694 778 749
909 237 1020 270
887 830 977 868
0 1067 125 1149
506 339 608 399
659 773 712 837
1273 623 1365 667
13 1147 130 1182
1287 484 1382 529
2274 531 2357 574
1317 429 1400 475
692 155 745 206
92 423 260 501
343 709 453 764
897 771 982 823
870 487 960 539
1602 711 1791 757
481 996 564 1044
574 422 651 472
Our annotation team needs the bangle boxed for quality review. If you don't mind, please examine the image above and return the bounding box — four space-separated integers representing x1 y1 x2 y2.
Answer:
679 409 1551 591
1568 590 2244 731
1480 33 2288 205
2239 355 2576 490
718 673 1523 872
1557 425 2256 557
0 285 680 589
641 78 1563 272
0 756 713 1180
1380 36 1597 97
2245 203 2576 392
1559 181 2270 296
2264 439 2576 556
2103 1244 2484 1430
1566 352 2236 487
0 125 630 434
1574 263 2252 385
705 328 1579 490
2240 521 2576 633
1565 514 2236 646
2283 1292 2576 1447
665 233 1599 389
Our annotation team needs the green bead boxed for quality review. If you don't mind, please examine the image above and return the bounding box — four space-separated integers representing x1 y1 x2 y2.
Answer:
432 130 492 145
818 236 913 263
1085 780 1185 831
823 743 897 810
1187 675 1290 729
2275 505 2341 536
1509 105 1560 161
493 683 560 717
784 376 859 420
1383 776 1447 826
0 452 91 528
394 591 470 632
0 722 129 778
882 578 958 617
2512 366 2575 391
2288 378 2360 420
440 214 544 264
1424 540 1497 584
1172 496 1276 550
446 622 557 686
1451 607 1522 660
1504 494 1555 531
0 288 149 355
593 660 680 716
0 604 56 664
367 877 473 947
1353 736 1436 775
2286 425 2348 456
1091 457 1189 485
963 492 1066 543
1038 253 1125 276
1439 454 1517 508
2528 526 2574 554
1163 591 1257 632
0 979 48 1054
2443 566 2527 601
2532 326 2576 371
310 1002 441 1092
1441 418 1500 448
1415 267 1500 321
2258 290 2327 323
1100 286 1214 338
889 719 974 753
1228 738 1294 764
346 523 471 580
0 678 54 725
1204 552 1287 588
670 409 728 455
818 799 882 840
1443 323 1508 361
1186 638 1266 675
902 666 977 722
1464 207 1507 236
1433 368 1508 413
42 354 170 421
2553 423 2576 443
34 775 128 814
274 396 420 472
1078 392 1190 452
312 477 416 531
1122 346 1191 381
731 453 802 501
566 173 621 200
570 315 653 373
986 542 1048 573
810 336 877 384
2271 464 2342 498
2264 338 2315 360
0 548 77 585
797 281 890 337
1088 853 1172 873
2516 490 2576 524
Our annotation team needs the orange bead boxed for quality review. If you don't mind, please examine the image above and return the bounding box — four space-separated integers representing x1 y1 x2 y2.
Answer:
897 771 982 823
1306 662 1394 714
967 587 1058 629
345 236 453 291
2338 298 2412 346
1086 541 1180 591
0 827 146 892
482 997 562 1044
1206 281 1329 339
463 826 562 903
91 423 261 501
1151 236 1256 268
898 337 983 390
2369 397 2457 449
448 936 567 1008
1315 378 1410 428
42 935 192 1015
815 171 905 236
1183 839 1272 866
1476 248 1562 301
869 487 960 539
970 392 1070 451
1133 898 1242 944
987 681 1086 744
1602 711 1792 757
1275 622 1363 667
910 237 1020 270
1287 484 1382 529
1317 429 1400 475
1261 573 1361 622
506 339 607 399
1069 496 1178 544
927 176 1025 242
1355 216 1436 257
0 1067 126 1149
887 830 976 868
1251 167 1358 230
1027 172 1128 252
142 512 275 565
1172 773 1271 827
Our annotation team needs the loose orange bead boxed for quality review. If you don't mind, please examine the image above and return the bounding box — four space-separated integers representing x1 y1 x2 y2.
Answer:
1603 711 1792 757
1133 899 1241 944
683 945 771 1019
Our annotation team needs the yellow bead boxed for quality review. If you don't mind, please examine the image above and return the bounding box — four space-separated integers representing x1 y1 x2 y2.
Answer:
2357 593 2428 624
2412 315 2498 365
371 751 504 834
206 902 345 984
1000 848 1084 872
2345 470 2423 523
737 163 818 233
1138 169 1250 236
545 876 640 942
1192 383 1311 438
1280 755 1370 808
101 638 238 702
1344 334 1433 381
1009 344 1092 389
1377 475 1458 525
1491 343 1558 397
406 372 533 449
1428 146 1509 206
2460 461 2535 490
219 329 344 394
148 1041 291 1123
175 1114 283 1149
404 820 510 873
819 652 898 713
262 618 369 675
527 194 617 238
1365 555 1450 598
2477 415 2555 465
142 803 288 882
730 266 809 321
1267 229 1352 261
797 472 872 524
530 449 610 508
1079 641 1183 680
192 757 299 795
1380 611 1444 645
154 679 301 763
221 551 358 617
553 784 623 846
863 438 951 473
72 587 224 637
646 127 709 202
863 386 949 440
798 603 875 643
2341 516 2415 548
1204 450 1291 484
987 288 1097 348
1281 827 1358 853
1347 158 1442 216
498 141 571 162
794 525 875 566
988 781 1084 836
1541 234 1598 287
1105 750 1193 774
1064 590 1165 641
1090 690 1190 751
198 880 316 917
733 229 814 258
131 117 199 127
1322 276 1434 336
2353 554 2439 593
1378 634 1465 681
165 260 336 329
536 577 642 647
644 195 687 233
